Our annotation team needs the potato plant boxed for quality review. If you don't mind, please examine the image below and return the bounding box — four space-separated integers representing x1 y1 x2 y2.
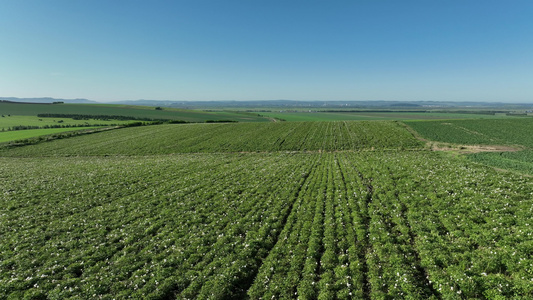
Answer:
1 121 532 299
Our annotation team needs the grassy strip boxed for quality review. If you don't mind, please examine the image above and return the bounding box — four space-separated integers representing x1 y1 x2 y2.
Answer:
0 127 120 148
0 115 130 130
0 127 100 143
0 102 270 122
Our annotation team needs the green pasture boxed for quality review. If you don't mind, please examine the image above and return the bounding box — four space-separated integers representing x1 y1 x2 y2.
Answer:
0 102 270 122
0 127 97 143
0 115 129 130
260 111 514 121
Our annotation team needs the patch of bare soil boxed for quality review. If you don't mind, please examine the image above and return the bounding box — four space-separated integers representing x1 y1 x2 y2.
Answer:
427 141 523 154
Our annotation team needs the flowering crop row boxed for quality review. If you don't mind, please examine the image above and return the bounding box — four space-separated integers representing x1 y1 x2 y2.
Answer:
353 152 533 299
1 151 532 298
381 153 533 299
0 154 315 299
245 152 532 299
247 154 368 299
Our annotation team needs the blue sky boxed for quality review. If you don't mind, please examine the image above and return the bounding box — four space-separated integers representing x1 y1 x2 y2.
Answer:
1 0 532 102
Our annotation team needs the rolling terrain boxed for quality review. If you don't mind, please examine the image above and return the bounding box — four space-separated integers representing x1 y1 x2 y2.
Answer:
0 121 421 156
1 118 532 299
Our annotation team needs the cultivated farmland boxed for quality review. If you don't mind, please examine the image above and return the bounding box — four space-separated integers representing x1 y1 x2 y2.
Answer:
0 121 422 156
0 101 269 123
1 120 532 299
405 118 533 147
406 118 533 176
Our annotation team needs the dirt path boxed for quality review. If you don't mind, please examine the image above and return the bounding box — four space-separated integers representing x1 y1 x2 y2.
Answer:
427 141 523 154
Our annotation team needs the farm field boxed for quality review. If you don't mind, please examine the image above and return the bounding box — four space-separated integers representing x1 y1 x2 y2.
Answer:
4 0 533 298
0 115 130 131
468 150 533 175
1 119 532 299
405 118 533 147
1 152 532 299
0 121 422 156
406 118 533 175
0 128 99 144
0 102 269 123
0 102 270 143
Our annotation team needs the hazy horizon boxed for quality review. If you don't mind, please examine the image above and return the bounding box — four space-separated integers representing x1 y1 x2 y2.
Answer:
1 1 532 102
4 96 533 105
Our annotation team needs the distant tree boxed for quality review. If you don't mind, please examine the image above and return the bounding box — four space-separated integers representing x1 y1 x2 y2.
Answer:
155 107 163 110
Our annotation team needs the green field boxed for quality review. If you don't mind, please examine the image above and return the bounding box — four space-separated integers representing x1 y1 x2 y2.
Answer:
405 118 533 175
1 119 532 299
0 115 130 130
261 111 515 121
468 150 533 175
0 128 99 143
1 152 532 299
405 118 533 147
0 121 422 156
0 102 270 144
0 102 269 123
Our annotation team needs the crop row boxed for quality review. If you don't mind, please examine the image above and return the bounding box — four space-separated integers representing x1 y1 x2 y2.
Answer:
468 150 533 175
0 154 314 299
405 118 533 147
373 152 533 299
1 152 532 299
0 121 422 156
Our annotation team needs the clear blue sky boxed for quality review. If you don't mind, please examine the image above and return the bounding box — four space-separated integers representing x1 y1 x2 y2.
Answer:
1 0 532 102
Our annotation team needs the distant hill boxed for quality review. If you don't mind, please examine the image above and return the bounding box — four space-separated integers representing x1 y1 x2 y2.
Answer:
110 99 533 109
0 97 97 104
3 97 532 109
